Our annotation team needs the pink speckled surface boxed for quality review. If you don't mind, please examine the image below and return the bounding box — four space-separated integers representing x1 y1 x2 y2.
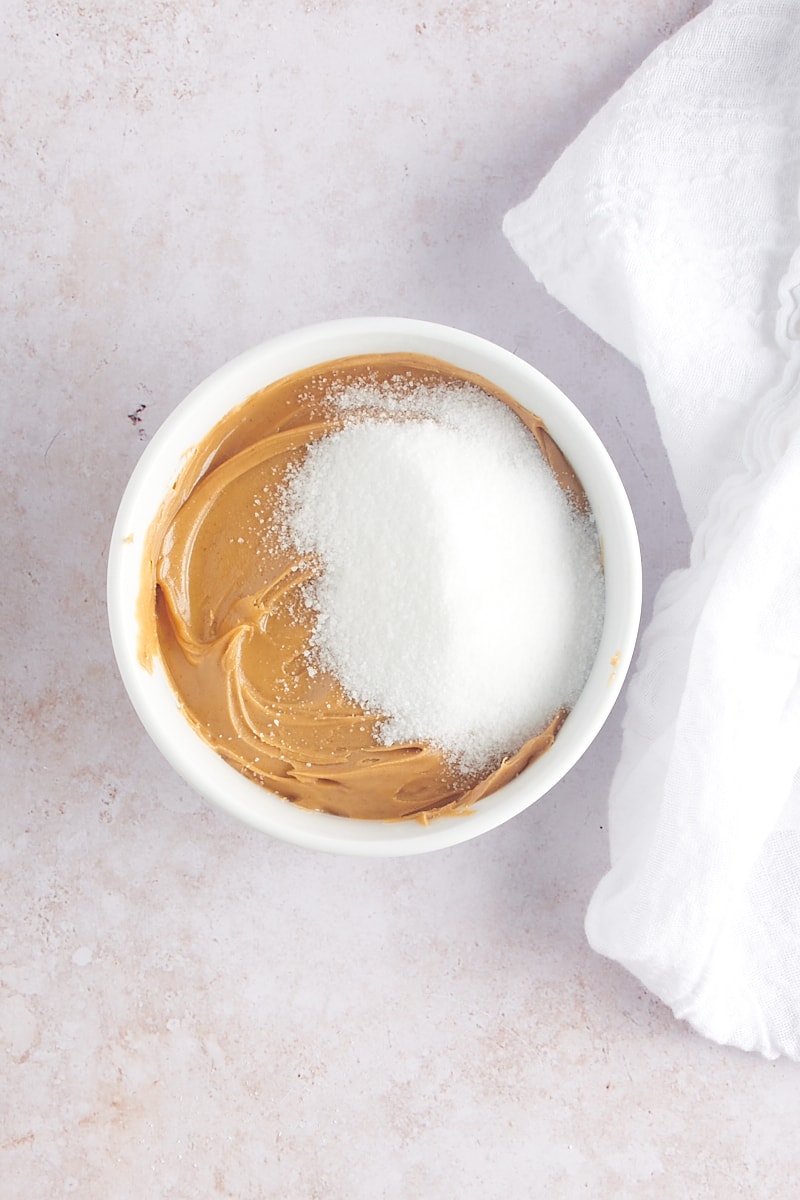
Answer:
3 1 799 1196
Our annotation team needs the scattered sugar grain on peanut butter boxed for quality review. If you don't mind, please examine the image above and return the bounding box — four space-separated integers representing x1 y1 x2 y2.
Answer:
280 379 604 776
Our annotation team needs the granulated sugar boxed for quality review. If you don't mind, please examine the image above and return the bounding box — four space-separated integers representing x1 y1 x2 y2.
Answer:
281 379 604 775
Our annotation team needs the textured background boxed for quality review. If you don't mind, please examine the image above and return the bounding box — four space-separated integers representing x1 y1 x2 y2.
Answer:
4 1 798 1197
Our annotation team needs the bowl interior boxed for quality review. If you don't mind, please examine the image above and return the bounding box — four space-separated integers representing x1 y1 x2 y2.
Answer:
107 317 641 855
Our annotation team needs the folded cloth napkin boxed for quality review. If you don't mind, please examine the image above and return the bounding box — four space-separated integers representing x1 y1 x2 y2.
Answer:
504 0 800 1060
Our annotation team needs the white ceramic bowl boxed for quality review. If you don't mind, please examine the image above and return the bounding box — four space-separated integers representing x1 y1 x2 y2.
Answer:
108 317 641 855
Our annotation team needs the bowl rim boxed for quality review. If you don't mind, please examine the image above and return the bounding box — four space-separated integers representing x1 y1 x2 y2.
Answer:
107 316 642 856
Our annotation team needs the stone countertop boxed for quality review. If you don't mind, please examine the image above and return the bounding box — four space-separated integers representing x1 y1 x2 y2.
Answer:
3 1 798 1196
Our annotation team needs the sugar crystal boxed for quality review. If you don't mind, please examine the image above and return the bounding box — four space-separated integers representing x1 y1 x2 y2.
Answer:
281 379 604 774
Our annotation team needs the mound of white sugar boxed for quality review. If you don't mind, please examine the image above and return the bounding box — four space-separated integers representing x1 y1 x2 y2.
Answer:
281 379 604 775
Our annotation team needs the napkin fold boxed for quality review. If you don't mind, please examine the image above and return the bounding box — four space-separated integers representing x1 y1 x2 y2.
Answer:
504 0 800 1059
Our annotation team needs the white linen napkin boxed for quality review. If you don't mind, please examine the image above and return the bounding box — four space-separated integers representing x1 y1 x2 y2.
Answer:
504 0 800 1060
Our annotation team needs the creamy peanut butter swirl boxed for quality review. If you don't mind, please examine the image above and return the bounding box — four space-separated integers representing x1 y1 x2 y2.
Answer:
138 354 588 821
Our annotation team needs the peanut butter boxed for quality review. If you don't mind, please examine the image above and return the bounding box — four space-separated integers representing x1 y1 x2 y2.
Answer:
138 354 588 821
